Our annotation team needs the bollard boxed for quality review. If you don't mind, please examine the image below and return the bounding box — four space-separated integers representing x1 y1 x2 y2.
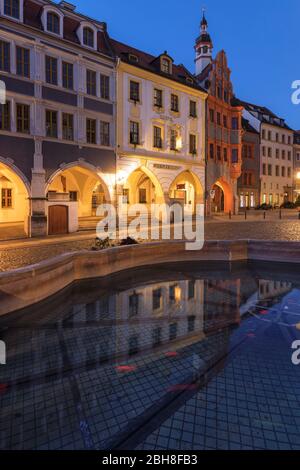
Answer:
245 210 247 220
264 211 266 220
279 209 282 220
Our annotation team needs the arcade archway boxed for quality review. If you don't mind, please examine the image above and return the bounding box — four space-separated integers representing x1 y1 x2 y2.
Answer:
211 179 233 214
123 167 165 206
0 160 30 237
169 171 204 214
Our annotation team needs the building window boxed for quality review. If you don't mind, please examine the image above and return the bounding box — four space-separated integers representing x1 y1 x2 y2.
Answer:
262 163 266 175
16 46 30 78
130 81 140 102
45 110 57 138
130 121 139 145
262 146 266 157
86 69 96 96
268 164 272 176
209 109 214 123
288 136 291 145
153 126 162 149
282 134 286 144
288 167 292 178
45 56 57 85
83 27 94 48
139 188 147 204
100 121 110 146
129 293 139 317
171 94 179 112
276 148 279 159
100 74 110 100
153 288 162 310
268 131 272 140
217 145 221 160
188 315 196 333
0 40 10 72
247 145 252 158
4 0 20 19
276 133 279 142
189 100 197 118
86 118 96 144
47 12 60 35
152 327 162 347
209 143 214 159
268 147 272 158
154 88 163 108
170 129 177 151
231 148 238 163
232 117 239 130
262 129 266 140
288 151 291 161
128 335 139 356
188 280 195 299
62 113 73 141
169 323 177 341
281 167 285 177
217 112 221 126
62 62 73 90
282 150 286 160
275 165 279 177
161 58 171 74
0 102 10 131
223 148 228 161
223 115 227 128
1 188 12 208
16 103 29 133
189 134 197 155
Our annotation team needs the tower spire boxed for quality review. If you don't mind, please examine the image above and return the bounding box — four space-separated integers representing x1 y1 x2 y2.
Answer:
195 8 213 76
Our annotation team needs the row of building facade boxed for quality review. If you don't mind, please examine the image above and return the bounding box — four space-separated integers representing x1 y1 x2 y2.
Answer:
0 0 298 237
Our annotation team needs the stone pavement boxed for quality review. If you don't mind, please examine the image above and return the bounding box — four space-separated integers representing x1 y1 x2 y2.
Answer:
0 219 300 272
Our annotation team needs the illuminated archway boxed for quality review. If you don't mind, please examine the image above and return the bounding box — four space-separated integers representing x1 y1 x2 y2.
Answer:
169 171 204 213
211 178 233 213
0 159 30 230
47 163 111 218
123 166 165 206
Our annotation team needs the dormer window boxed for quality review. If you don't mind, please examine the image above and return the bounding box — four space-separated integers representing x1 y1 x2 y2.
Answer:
83 27 94 48
161 58 171 74
129 54 138 63
77 22 97 50
47 12 60 35
41 7 63 37
4 0 19 19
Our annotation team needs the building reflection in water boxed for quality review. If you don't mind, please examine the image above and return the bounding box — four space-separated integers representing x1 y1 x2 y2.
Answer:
0 264 297 450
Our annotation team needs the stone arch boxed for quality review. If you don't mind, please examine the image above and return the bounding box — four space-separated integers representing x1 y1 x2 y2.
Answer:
211 177 233 213
46 161 112 218
123 165 165 205
169 170 204 213
0 157 30 230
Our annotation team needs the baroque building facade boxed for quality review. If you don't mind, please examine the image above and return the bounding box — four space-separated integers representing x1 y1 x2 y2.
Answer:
195 14 243 215
113 40 206 215
0 0 116 237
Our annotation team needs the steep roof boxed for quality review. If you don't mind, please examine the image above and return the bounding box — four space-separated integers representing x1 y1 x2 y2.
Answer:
242 117 259 134
234 97 292 130
111 39 207 93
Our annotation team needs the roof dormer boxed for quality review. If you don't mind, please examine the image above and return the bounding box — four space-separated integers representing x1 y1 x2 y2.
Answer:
41 5 64 38
160 52 173 75
0 0 24 23
77 21 98 51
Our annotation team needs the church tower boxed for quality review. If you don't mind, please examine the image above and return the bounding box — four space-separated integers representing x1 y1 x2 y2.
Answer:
195 11 213 76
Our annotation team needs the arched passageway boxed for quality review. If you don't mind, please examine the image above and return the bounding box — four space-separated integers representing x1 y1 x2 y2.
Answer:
0 160 30 237
169 171 204 214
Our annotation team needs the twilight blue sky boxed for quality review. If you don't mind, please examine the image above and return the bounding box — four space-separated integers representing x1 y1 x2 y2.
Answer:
73 0 299 129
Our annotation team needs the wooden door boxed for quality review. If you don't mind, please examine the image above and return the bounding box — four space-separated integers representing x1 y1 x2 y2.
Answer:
48 205 68 235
